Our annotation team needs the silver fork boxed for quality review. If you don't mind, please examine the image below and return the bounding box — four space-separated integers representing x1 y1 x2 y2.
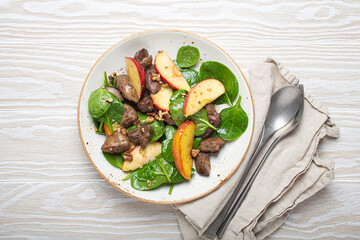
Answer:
204 84 305 239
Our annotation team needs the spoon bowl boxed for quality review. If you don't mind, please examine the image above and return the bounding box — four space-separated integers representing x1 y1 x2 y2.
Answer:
263 86 302 141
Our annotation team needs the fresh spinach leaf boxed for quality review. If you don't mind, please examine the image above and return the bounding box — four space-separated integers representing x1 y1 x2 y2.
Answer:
162 139 173 162
169 183 175 195
169 90 188 126
88 88 113 118
131 175 168 191
199 61 239 106
169 167 185 183
189 108 217 135
97 94 124 134
130 157 178 191
137 112 165 142
195 122 207 136
164 125 177 139
217 96 248 140
176 46 200 68
170 90 216 134
149 120 164 142
193 137 203 149
181 69 200 87
102 151 124 169
162 125 177 162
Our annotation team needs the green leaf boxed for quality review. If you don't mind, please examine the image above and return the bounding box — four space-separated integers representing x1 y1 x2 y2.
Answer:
137 112 164 142
195 122 207 136
189 108 217 132
129 157 177 191
181 69 200 87
102 151 124 169
88 88 112 118
169 90 188 126
131 175 168 191
217 96 248 140
176 46 200 68
199 61 239 106
164 125 177 139
162 139 173 162
193 137 203 149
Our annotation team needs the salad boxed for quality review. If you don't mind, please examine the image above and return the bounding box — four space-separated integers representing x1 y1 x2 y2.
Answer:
88 45 248 193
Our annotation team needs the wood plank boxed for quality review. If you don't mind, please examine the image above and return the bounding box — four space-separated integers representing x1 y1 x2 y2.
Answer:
0 181 358 239
0 0 359 44
268 181 360 239
0 110 102 182
0 182 182 239
0 110 358 182
0 42 359 110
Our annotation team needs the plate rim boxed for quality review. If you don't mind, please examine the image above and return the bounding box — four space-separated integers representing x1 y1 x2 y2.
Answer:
77 29 254 204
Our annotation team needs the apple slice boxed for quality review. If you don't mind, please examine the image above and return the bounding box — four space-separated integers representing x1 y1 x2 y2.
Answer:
103 123 122 137
150 85 173 112
172 121 197 180
155 52 190 91
125 57 146 99
122 142 162 172
183 79 225 117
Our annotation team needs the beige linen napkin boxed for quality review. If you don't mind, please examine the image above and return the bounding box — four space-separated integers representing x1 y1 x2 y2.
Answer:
173 58 339 240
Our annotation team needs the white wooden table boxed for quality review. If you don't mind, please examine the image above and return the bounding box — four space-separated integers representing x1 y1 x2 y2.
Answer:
1 1 359 239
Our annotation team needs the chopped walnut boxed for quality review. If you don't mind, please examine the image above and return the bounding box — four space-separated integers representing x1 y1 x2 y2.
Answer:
120 128 127 135
163 83 169 88
106 98 113 103
124 151 133 162
146 112 157 116
162 111 170 119
145 116 155 124
191 149 200 158
155 110 165 121
155 114 164 121
135 120 142 127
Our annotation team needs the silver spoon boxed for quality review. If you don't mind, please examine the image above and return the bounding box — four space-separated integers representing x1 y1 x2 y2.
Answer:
217 84 304 238
203 85 303 239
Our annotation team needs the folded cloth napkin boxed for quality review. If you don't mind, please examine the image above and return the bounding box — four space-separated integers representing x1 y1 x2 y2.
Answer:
173 58 339 240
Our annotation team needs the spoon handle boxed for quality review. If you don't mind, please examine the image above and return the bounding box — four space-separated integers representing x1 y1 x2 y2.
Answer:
202 128 267 239
217 130 290 237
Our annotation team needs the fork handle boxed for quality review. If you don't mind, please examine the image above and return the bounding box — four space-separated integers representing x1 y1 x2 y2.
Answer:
217 85 304 238
202 128 267 239
217 133 284 237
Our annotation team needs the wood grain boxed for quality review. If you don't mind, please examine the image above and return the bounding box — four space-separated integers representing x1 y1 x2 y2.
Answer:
1 43 359 110
0 110 358 182
0 182 182 239
268 181 360 239
1 0 359 239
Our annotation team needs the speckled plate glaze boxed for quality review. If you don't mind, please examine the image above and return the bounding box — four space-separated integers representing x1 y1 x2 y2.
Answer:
78 30 254 204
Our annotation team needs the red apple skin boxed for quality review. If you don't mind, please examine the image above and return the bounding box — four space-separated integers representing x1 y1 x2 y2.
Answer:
104 123 112 137
125 57 146 99
183 79 225 117
172 121 197 180
154 52 190 91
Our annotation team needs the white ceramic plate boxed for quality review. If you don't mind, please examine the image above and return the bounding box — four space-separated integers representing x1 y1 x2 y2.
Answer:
78 30 254 204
